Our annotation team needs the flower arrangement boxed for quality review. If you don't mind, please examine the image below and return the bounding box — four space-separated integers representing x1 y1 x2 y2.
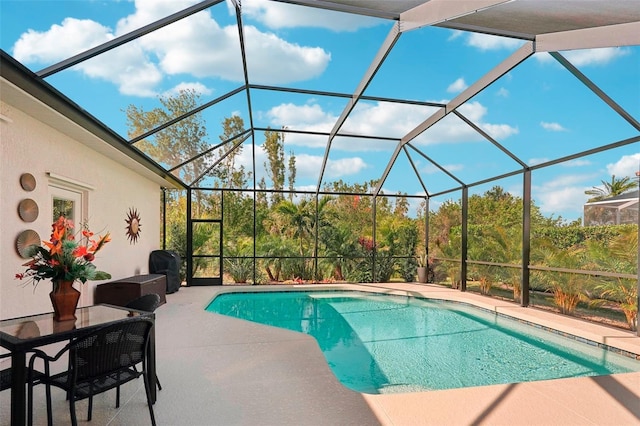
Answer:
16 216 111 289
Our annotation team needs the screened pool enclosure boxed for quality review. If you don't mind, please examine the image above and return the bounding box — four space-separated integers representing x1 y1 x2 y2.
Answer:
2 1 639 331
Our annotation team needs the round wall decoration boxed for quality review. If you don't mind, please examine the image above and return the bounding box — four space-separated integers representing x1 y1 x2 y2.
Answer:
125 207 142 244
20 173 36 191
18 198 39 222
16 229 41 258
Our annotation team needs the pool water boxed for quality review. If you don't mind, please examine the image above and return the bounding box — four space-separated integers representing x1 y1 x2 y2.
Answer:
206 291 640 394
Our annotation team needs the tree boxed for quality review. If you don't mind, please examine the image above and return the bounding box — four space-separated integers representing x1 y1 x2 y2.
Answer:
275 199 315 256
585 175 638 202
287 150 297 201
217 115 249 189
126 89 208 186
263 128 286 205
394 193 409 217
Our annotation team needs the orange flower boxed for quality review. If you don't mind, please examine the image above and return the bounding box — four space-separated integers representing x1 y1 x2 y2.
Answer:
73 246 89 258
43 239 62 256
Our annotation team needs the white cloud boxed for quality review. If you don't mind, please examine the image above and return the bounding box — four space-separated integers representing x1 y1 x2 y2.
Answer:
529 158 593 168
11 0 330 95
12 18 164 97
564 47 631 66
458 101 519 140
607 153 640 178
448 30 464 41
535 47 630 66
326 157 368 178
447 78 467 93
540 121 567 132
263 99 518 151
496 87 509 98
163 82 213 98
239 0 382 32
13 18 113 63
422 163 464 175
243 26 330 84
562 159 592 167
528 158 550 166
533 173 599 218
232 141 366 184
535 185 587 217
466 33 523 51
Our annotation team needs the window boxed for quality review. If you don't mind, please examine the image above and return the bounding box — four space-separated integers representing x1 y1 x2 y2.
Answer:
47 172 94 226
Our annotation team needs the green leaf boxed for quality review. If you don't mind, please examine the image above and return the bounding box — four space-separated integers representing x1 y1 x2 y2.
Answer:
93 271 112 280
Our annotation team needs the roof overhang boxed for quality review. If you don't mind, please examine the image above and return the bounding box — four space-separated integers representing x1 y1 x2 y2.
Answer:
0 50 186 190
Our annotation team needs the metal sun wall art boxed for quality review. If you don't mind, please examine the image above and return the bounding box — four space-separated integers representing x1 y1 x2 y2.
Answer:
125 208 141 244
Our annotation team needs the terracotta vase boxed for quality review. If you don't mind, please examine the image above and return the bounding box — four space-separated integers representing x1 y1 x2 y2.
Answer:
50 280 80 322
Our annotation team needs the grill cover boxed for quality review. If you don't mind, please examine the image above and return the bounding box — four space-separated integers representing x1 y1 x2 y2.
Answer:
149 250 181 294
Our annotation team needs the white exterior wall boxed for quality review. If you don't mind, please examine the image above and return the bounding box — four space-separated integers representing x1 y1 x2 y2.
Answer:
1 98 162 320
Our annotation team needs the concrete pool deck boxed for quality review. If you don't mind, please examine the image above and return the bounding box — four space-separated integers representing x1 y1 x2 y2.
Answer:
2 283 639 425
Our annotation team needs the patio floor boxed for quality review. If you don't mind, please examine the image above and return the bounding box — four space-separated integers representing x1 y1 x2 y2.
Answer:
2 283 639 425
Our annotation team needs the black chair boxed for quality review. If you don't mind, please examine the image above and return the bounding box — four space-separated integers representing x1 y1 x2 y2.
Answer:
1 351 46 425
125 294 162 391
28 318 156 426
125 293 161 313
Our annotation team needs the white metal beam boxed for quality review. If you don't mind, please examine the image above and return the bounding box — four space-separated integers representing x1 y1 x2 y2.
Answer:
400 0 511 32
536 21 640 52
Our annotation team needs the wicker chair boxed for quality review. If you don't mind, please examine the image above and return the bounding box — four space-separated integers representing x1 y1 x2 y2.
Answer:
28 318 156 426
125 293 162 391
1 351 46 425
125 293 161 313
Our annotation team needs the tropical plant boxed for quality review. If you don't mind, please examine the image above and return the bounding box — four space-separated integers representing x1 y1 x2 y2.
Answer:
343 236 394 283
224 257 254 284
584 174 638 202
275 199 315 256
586 228 638 330
318 224 357 281
433 227 462 288
534 241 587 315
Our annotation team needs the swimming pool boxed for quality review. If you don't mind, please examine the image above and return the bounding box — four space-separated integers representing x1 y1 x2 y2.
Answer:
206 290 640 394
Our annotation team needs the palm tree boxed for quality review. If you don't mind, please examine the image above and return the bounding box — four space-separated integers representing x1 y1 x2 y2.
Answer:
275 199 314 256
587 228 638 330
535 241 587 315
585 175 638 202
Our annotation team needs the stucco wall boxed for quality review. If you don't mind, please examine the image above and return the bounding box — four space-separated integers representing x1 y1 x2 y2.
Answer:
1 99 162 320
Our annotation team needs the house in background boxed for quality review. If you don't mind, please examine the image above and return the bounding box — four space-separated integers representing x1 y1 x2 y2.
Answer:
583 190 640 226
0 52 181 319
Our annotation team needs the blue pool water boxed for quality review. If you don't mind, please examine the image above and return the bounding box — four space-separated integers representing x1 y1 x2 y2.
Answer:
206 291 640 394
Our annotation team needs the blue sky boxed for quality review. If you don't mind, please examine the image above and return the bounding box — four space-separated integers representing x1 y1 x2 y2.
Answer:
1 0 638 221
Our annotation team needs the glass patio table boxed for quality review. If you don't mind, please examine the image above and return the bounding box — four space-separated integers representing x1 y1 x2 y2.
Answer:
0 304 156 426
